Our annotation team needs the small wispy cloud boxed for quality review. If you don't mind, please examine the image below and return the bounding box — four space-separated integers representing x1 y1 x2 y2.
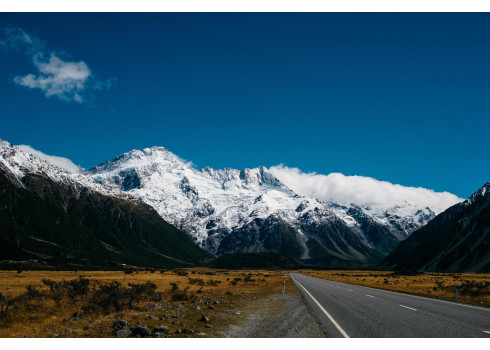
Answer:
269 165 463 214
1 26 111 103
16 145 82 173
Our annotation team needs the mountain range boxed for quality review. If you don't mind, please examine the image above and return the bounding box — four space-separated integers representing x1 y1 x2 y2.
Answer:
1 139 487 271
86 145 448 266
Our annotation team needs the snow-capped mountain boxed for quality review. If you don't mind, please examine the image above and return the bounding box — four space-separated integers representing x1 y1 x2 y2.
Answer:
329 201 436 241
87 146 331 254
0 139 118 198
383 181 490 272
1 139 462 266
86 145 446 264
0 140 209 267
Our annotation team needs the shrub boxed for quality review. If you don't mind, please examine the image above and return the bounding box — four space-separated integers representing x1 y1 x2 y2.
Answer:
128 281 161 303
433 281 445 291
25 285 41 300
170 291 190 301
459 280 489 298
243 274 255 282
83 281 128 313
83 281 162 314
207 280 221 286
0 292 12 319
230 277 242 286
188 277 205 286
169 283 191 301
42 277 90 303
174 270 189 277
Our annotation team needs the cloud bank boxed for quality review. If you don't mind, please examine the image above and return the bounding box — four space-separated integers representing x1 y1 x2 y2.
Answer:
1 27 111 103
16 145 82 173
269 165 463 214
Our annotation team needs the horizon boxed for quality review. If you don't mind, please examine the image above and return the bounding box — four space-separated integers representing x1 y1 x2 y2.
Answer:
1 13 489 198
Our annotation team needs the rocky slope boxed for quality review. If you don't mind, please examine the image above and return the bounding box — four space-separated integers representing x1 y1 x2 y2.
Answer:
0 140 209 268
382 182 490 272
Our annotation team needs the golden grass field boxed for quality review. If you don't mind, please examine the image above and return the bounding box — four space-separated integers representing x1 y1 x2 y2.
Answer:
301 270 490 307
0 268 298 338
0 268 488 338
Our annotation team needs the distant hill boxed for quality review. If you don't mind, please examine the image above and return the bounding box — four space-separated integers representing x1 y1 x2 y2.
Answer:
382 182 490 273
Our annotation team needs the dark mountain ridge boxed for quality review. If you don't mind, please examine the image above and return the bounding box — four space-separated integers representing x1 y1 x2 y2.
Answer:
382 182 490 273
0 164 210 268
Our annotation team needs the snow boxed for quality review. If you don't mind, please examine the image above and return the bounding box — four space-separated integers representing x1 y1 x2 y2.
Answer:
465 181 490 206
87 146 328 252
0 139 449 255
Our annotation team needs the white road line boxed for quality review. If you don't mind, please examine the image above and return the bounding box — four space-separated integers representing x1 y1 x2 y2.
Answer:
399 305 418 311
484 331 490 335
366 294 375 298
347 289 353 292
336 286 341 289
302 275 489 312
290 275 350 338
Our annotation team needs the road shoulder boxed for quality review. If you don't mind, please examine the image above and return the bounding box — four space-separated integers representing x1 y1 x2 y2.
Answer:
221 293 326 338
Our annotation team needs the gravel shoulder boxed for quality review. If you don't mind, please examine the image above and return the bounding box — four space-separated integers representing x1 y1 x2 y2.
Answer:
221 293 326 338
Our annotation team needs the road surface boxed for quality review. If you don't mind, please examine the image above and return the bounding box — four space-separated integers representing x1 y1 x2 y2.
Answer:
290 273 490 338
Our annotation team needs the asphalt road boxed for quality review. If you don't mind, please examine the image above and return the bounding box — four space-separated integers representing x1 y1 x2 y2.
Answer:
290 273 490 338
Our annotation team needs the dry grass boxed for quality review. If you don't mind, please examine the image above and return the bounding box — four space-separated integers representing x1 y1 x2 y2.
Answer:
301 270 490 307
0 268 298 338
3 268 486 338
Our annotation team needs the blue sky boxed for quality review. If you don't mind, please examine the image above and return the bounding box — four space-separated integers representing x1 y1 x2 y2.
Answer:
0 13 489 198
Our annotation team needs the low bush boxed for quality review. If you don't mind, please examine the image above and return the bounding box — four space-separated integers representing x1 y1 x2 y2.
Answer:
84 280 162 314
230 277 242 286
188 277 205 286
207 280 221 286
174 270 189 277
1 277 164 319
169 283 191 301
0 292 12 320
432 279 489 298
243 274 255 282
459 280 489 298
42 277 90 304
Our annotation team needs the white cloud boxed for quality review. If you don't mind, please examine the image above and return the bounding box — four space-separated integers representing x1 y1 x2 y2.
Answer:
1 26 110 103
14 54 92 103
269 165 463 214
16 145 82 173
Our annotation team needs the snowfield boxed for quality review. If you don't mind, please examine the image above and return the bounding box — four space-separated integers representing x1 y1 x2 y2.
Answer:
1 139 463 258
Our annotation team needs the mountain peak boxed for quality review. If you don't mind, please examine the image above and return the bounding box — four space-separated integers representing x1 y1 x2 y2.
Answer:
89 145 185 173
0 139 12 148
142 145 171 155
465 181 490 206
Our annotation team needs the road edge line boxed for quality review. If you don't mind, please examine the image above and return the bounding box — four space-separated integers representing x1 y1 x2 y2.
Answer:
290 274 350 338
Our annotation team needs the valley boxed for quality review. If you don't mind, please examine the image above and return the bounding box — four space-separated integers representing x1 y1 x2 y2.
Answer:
0 268 487 338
